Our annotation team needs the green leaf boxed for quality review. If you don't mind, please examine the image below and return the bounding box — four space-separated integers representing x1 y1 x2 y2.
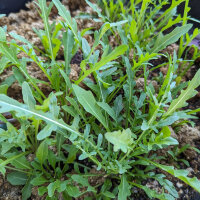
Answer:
62 144 78 164
82 38 91 58
105 129 135 153
113 95 123 119
99 23 110 39
22 82 36 109
93 45 128 71
164 69 200 117
63 30 75 73
13 67 26 86
9 31 32 45
137 184 170 200
0 161 6 176
37 0 54 60
72 84 107 128
0 153 28 176
48 180 61 197
7 172 28 186
102 191 115 198
141 158 200 193
97 102 117 122
36 140 49 164
66 185 82 198
0 94 82 141
0 56 10 73
0 84 8 95
1 75 16 88
48 150 57 169
76 45 128 84
22 177 32 200
71 175 90 187
38 186 48 196
85 0 106 20
151 24 193 53
0 43 19 64
0 27 6 41
11 156 32 170
118 174 131 200
148 133 178 150
110 20 128 27
31 176 48 186
141 120 149 131
62 105 77 117
52 0 78 41
37 124 57 140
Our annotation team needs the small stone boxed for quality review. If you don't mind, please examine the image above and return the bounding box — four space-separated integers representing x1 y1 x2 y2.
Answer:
176 182 183 188
179 189 184 194
186 167 194 176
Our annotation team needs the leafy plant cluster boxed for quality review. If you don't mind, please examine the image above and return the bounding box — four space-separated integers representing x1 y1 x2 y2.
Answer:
0 0 200 199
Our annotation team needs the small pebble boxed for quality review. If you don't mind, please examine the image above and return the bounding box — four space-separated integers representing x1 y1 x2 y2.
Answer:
176 182 183 188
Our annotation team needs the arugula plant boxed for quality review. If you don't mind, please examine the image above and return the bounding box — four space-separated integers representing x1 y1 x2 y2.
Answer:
90 0 200 80
0 0 200 199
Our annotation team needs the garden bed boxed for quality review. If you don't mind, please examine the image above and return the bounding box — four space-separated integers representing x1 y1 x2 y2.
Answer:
0 0 200 200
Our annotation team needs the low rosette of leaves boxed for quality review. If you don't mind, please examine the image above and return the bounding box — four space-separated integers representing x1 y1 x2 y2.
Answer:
0 0 200 199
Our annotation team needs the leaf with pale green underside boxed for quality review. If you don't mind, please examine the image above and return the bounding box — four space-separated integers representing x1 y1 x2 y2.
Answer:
63 30 74 73
118 174 131 200
48 180 61 197
7 172 28 186
36 140 48 164
72 84 107 128
37 124 57 140
22 82 36 109
105 129 134 153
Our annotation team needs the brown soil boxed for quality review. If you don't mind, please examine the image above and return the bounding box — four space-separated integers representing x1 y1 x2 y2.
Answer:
0 1 200 200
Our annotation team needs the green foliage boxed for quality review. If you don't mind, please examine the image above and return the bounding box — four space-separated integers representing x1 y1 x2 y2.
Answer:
0 0 200 199
118 175 131 200
105 129 135 153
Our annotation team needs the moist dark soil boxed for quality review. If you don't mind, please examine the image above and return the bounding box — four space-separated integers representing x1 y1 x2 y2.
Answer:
0 1 200 200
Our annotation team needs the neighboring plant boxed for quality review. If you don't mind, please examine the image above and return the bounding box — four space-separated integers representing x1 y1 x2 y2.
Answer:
89 0 200 80
167 144 191 167
0 0 200 200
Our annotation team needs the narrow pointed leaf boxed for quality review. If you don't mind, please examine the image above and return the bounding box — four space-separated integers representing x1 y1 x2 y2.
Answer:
72 84 107 128
151 24 192 53
164 69 200 117
118 174 131 200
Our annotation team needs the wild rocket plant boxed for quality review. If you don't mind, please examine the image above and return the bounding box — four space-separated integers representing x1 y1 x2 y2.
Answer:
0 0 200 199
